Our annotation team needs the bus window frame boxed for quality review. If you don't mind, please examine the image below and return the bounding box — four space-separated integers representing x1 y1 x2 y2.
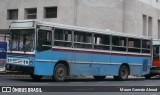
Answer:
36 28 53 52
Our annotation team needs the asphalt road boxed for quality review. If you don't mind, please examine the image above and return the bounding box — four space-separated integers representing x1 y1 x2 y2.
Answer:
0 74 160 95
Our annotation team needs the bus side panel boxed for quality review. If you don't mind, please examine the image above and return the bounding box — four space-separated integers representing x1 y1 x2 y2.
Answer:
69 51 92 76
91 54 110 76
110 55 128 76
34 50 74 76
34 61 55 76
128 56 151 76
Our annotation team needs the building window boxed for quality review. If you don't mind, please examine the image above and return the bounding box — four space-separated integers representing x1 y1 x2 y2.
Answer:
158 20 160 38
7 9 18 20
44 7 57 18
25 8 37 19
148 16 152 36
143 15 147 36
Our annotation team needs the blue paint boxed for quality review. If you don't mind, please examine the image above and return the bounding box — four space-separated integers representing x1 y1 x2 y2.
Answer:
0 41 7 59
32 49 151 76
7 48 152 77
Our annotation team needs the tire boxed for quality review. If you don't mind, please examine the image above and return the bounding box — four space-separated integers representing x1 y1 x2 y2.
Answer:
53 63 67 82
144 75 151 79
114 65 129 81
30 73 43 80
113 76 119 80
93 76 106 80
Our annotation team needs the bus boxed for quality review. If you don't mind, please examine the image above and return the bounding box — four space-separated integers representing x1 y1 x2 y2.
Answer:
0 41 7 71
6 20 152 81
145 39 160 79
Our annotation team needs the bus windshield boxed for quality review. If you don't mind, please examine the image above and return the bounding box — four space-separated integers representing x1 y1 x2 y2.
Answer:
10 29 35 52
153 46 160 60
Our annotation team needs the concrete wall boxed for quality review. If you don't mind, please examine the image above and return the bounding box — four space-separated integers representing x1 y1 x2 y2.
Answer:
123 0 160 38
0 0 160 38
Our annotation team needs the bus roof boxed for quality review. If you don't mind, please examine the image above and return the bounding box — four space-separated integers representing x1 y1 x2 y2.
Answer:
10 20 151 40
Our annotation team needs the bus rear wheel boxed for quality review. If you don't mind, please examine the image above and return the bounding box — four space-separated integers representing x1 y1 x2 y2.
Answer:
93 76 106 80
144 75 151 79
53 63 67 82
30 74 43 80
114 65 129 81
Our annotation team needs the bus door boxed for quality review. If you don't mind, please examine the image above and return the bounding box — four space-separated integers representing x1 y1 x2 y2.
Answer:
153 45 160 67
35 29 53 75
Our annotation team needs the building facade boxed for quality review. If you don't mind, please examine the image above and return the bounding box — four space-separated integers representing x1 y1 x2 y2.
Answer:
0 0 160 40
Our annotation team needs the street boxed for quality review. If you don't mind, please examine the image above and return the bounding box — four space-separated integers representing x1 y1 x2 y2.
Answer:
0 74 160 95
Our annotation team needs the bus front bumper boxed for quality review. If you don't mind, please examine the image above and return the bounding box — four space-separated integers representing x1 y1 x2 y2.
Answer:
5 64 34 74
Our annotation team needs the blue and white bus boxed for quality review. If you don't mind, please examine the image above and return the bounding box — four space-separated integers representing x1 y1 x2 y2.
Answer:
6 20 152 81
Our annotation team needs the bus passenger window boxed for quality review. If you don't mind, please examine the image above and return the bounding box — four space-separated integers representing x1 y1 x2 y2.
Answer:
142 40 151 53
74 31 92 49
112 36 126 52
153 46 159 60
128 38 141 53
93 34 110 50
54 29 72 47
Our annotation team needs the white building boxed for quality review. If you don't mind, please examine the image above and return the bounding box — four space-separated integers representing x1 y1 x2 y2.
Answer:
0 0 160 40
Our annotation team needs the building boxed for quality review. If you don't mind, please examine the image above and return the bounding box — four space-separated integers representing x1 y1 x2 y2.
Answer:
0 0 160 41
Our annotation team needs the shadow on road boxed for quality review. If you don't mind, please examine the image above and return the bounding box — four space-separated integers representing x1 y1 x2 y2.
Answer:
7 76 150 83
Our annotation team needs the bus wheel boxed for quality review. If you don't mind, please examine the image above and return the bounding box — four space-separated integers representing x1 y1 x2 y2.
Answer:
114 65 129 81
144 75 151 79
93 76 106 80
30 74 43 80
53 63 67 82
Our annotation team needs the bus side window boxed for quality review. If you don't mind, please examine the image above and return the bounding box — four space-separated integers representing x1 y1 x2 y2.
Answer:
128 38 141 53
74 31 92 49
94 34 110 50
54 29 72 47
142 40 151 54
153 46 159 60
112 36 127 52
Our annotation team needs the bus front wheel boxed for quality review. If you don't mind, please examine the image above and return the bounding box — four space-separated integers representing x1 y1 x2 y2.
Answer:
114 65 129 81
30 74 43 80
53 63 67 82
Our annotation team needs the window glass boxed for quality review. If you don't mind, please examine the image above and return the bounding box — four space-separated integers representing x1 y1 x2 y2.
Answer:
112 36 126 52
128 38 141 53
54 29 72 47
94 34 109 45
10 29 35 52
94 34 110 50
45 7 57 18
8 9 18 20
128 38 140 48
142 40 151 53
74 31 92 49
25 8 37 19
153 46 159 60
